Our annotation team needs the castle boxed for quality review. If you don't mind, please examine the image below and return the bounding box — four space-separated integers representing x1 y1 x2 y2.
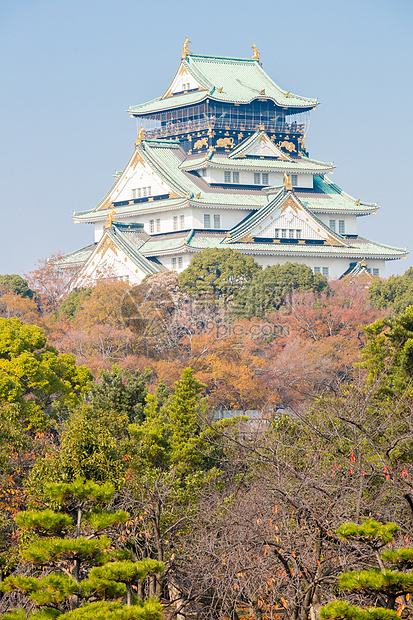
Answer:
64 41 407 285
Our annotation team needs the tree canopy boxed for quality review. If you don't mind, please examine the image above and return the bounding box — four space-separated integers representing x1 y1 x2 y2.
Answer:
368 267 413 314
178 248 261 301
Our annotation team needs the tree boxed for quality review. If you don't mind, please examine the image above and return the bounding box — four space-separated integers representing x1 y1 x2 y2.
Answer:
0 275 35 299
320 520 413 620
25 253 79 314
368 268 413 315
0 478 164 619
59 290 92 320
88 367 151 424
361 306 413 396
0 317 92 428
232 262 328 318
178 248 261 302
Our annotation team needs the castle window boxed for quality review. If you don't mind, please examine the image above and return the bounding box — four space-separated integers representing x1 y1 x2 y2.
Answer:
224 171 231 183
204 214 211 228
339 220 345 234
172 257 177 269
281 229 287 238
173 216 178 230
296 229 301 239
178 257 183 269
147 186 151 196
329 219 336 232
291 174 298 186
254 173 261 185
149 219 154 234
262 172 269 185
143 187 147 197
373 268 379 276
132 189 136 199
180 215 185 229
314 267 321 273
156 218 161 232
233 171 239 183
289 229 294 238
214 214 221 229
274 229 279 238
322 267 329 276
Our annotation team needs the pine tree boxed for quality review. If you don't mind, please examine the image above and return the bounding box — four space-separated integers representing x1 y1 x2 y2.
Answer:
320 520 413 620
0 478 164 620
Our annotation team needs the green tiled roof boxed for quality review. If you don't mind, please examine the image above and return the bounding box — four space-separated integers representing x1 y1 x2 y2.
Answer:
128 53 317 116
138 229 406 260
299 176 378 215
179 154 333 174
73 141 377 222
129 91 206 115
223 188 347 246
108 225 161 275
139 142 265 207
57 244 96 265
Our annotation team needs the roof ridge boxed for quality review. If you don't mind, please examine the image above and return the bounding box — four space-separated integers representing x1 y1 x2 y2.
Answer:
186 53 258 63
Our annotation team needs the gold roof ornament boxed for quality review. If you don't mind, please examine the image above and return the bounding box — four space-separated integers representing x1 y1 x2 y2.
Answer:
360 258 366 267
283 172 292 191
136 126 146 146
182 37 192 59
105 207 116 229
355 199 360 206
251 43 260 61
284 92 291 98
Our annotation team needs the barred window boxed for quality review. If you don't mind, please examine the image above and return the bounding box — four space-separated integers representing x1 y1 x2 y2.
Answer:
224 171 231 183
180 215 185 229
296 229 301 239
172 257 177 269
373 268 379 276
322 267 329 276
233 171 239 183
281 229 287 238
143 187 147 197
147 186 151 197
314 267 321 273
329 219 336 232
156 218 161 233
178 257 183 269
214 214 221 229
204 214 211 228
339 220 345 234
289 229 294 238
149 219 154 234
291 174 298 186
254 173 261 185
262 172 269 185
274 229 279 238
173 216 178 230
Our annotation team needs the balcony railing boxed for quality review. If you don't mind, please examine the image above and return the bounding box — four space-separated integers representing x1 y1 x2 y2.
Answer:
142 117 305 140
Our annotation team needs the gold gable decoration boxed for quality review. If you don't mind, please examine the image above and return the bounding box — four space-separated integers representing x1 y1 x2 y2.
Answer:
105 207 116 229
251 43 260 61
283 173 292 191
136 127 146 146
182 37 192 59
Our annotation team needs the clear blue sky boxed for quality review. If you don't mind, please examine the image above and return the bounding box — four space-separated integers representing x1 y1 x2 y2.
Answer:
1 0 412 277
